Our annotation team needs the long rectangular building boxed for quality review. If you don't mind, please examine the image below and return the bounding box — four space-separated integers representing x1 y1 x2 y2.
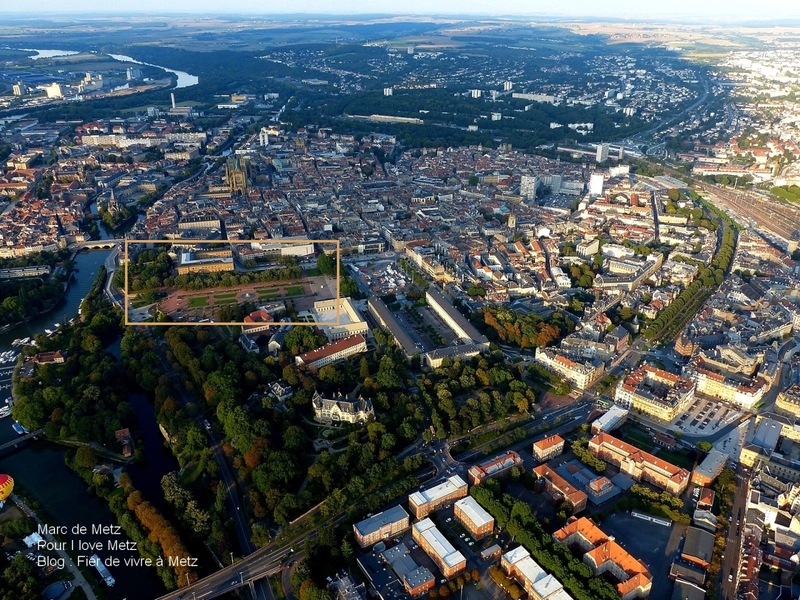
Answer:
501 546 574 600
295 334 367 369
425 287 489 348
467 450 524 485
588 433 689 495
408 475 468 519
353 505 411 548
412 519 466 579
367 297 418 358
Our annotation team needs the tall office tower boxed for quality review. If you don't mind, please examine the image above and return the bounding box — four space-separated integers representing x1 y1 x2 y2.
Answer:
596 143 609 163
520 175 538 201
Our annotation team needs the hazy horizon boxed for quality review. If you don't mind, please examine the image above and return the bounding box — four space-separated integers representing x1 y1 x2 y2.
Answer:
5 0 800 21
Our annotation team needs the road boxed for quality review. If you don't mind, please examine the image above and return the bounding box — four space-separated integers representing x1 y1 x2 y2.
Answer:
720 469 750 600
150 342 270 600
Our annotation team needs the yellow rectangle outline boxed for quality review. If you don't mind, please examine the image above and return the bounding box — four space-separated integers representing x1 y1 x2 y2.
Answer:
123 238 340 327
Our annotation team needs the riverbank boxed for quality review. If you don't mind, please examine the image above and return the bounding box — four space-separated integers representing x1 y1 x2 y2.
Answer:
10 494 98 600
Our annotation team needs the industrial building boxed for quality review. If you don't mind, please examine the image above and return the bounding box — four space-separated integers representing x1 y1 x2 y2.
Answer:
681 527 715 569
408 475 468 519
591 406 629 434
453 497 494 539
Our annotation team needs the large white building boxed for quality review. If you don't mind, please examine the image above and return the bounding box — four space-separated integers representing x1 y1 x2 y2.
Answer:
312 298 369 342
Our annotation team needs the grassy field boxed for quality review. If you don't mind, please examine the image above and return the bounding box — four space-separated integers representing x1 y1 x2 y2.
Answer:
214 292 238 299
215 298 238 305
285 285 305 296
303 267 322 277
188 297 208 308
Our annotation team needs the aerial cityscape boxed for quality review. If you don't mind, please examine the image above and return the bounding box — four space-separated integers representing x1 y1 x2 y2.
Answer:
0 7 798 600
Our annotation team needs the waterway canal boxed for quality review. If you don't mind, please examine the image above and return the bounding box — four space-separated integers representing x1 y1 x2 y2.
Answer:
0 250 174 599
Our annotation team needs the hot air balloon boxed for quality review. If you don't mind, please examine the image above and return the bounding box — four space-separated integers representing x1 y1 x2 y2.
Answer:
0 474 14 502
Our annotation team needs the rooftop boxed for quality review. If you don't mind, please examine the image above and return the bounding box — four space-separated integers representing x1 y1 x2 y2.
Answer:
454 497 494 529
353 505 409 539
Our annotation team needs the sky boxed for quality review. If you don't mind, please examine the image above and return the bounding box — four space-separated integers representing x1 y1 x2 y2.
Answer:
7 0 800 19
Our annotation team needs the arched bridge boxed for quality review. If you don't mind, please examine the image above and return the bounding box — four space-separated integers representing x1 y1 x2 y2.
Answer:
69 239 125 250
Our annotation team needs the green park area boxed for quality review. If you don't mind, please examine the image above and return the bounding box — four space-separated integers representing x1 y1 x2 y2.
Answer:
285 285 305 296
188 296 208 308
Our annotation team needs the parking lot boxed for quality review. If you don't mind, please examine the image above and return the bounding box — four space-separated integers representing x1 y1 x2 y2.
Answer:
671 397 743 436
599 512 686 600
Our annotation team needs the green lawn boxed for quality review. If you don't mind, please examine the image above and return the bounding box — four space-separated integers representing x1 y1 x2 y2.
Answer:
656 449 695 470
303 267 322 277
285 285 305 296
215 298 238 305
188 297 208 308
214 292 238 299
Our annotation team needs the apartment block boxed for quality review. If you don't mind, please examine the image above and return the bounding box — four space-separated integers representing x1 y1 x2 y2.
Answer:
412 519 466 579
467 450 524 485
532 434 565 463
501 546 574 600
353 505 410 548
532 464 588 513
453 497 494 539
588 433 690 495
408 475 468 519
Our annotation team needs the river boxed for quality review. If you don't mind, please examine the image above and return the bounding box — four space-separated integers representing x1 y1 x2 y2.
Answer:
107 53 198 89
0 251 177 599
16 48 198 89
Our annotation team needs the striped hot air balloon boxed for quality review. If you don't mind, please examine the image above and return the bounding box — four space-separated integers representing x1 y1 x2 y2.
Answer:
0 474 14 502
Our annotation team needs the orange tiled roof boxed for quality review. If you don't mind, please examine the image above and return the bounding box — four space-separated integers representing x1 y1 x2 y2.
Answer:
533 434 564 452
